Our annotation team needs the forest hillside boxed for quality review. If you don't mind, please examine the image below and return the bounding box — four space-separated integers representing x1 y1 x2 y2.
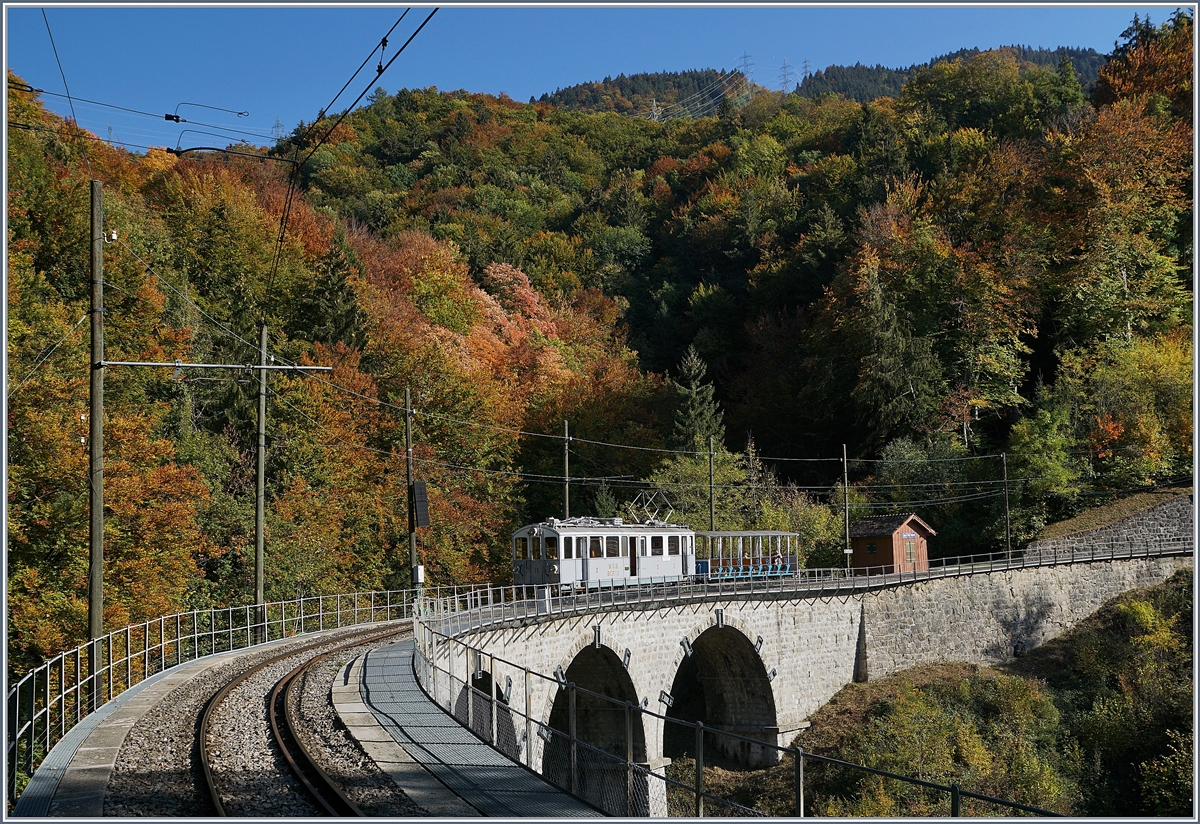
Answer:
797 45 1108 102
6 11 1192 676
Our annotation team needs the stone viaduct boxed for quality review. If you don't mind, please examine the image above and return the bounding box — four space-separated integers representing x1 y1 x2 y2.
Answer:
415 495 1192 813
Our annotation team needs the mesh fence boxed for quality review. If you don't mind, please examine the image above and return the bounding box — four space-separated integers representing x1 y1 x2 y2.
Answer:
415 623 1071 818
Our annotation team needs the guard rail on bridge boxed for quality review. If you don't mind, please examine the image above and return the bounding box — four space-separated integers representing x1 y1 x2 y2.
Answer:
7 536 1191 809
409 536 1191 816
413 615 1067 817
419 536 1195 638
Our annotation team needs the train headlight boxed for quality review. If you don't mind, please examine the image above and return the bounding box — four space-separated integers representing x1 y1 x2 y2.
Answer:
549 564 558 574
513 563 520 574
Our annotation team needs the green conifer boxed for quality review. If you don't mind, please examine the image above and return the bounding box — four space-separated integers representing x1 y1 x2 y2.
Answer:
672 346 725 450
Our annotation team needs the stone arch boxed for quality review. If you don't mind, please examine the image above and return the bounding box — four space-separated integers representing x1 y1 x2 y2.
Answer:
540 639 651 815
664 614 780 767
452 668 521 760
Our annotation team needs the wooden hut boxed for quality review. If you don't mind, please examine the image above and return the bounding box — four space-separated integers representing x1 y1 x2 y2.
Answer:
848 514 936 573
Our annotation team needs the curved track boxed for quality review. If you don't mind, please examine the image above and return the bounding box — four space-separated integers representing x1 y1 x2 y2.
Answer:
200 626 408 816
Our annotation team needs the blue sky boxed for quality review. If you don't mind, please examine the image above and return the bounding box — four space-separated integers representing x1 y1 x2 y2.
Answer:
5 4 1166 153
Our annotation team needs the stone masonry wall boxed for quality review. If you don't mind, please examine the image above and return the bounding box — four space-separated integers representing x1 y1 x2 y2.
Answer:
862 556 1191 679
454 592 864 770
440 555 1192 773
1024 494 1193 556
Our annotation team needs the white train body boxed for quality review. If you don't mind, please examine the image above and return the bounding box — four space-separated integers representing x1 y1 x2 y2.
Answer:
512 517 694 588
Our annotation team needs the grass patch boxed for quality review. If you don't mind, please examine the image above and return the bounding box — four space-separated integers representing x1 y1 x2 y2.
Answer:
1036 488 1191 541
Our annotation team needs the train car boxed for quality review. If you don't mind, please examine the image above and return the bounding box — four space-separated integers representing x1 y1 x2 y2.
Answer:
512 517 696 589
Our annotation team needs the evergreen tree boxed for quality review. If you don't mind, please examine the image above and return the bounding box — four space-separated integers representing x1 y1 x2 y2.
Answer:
671 346 725 450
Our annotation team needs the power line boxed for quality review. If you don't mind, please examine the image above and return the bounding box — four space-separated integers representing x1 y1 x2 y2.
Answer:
8 120 161 153
8 82 275 142
88 251 1089 481
7 313 89 399
40 9 91 178
265 384 1064 502
267 8 435 298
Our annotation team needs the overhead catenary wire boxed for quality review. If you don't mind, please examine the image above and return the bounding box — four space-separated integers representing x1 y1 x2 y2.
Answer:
93 255 1098 505
8 120 161 153
7 313 90 399
264 388 1061 503
40 9 92 177
95 249 1105 481
9 81 275 140
267 8 434 296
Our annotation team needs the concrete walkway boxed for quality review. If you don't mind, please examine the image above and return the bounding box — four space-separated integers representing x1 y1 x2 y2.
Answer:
355 639 601 817
14 639 294 817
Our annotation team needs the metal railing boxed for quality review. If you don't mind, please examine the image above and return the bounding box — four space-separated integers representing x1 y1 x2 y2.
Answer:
413 621 1066 817
410 537 1191 816
421 537 1195 637
7 534 1190 807
5 588 431 802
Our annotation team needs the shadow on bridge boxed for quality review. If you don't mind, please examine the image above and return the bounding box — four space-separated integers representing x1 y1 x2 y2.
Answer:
542 645 651 814
664 626 779 768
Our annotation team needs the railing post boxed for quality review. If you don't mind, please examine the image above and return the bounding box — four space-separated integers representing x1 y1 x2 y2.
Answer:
7 680 18 799
568 682 578 795
490 655 498 746
625 701 634 816
525 667 533 769
27 672 36 776
467 649 474 733
695 721 705 817
74 645 82 724
951 782 961 816
794 746 804 817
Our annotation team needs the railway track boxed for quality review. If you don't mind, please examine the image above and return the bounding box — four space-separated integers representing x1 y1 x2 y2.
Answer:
199 625 409 817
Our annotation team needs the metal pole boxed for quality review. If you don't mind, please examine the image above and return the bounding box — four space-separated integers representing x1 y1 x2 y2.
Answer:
709 435 716 531
951 782 961 816
1002 453 1011 556
695 721 705 817
795 747 804 816
524 668 533 769
625 701 634 815
254 327 268 636
88 180 105 713
569 683 578 795
843 444 851 568
490 656 498 746
563 419 570 519
407 387 418 588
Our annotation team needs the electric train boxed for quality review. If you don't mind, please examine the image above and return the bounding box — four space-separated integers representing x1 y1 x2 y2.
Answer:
512 517 798 589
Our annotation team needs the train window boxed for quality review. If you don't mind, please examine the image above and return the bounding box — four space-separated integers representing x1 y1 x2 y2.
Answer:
515 537 528 560
545 537 558 559
620 536 628 556
589 537 603 558
563 536 573 559
640 537 646 556
606 536 619 557
668 535 680 555
651 536 663 556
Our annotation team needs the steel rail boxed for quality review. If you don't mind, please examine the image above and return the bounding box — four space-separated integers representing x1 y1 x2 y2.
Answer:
198 624 406 816
271 635 402 816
